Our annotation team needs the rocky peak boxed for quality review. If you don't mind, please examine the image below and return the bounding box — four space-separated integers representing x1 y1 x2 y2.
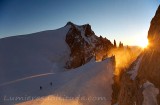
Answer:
65 21 75 27
65 22 113 69
66 21 95 36
148 5 160 46
83 24 95 36
65 22 97 68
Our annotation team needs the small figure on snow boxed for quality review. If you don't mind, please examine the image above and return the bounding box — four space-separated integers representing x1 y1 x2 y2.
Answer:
40 86 42 90
50 82 52 86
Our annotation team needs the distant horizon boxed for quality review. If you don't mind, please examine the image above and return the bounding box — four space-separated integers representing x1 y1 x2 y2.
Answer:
0 0 160 46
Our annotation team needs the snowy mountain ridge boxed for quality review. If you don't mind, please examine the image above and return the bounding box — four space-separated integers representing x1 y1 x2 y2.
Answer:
0 22 114 83
0 22 115 105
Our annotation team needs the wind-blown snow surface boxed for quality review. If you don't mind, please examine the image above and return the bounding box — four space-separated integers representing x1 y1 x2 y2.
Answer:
0 25 71 84
0 58 114 105
142 81 159 105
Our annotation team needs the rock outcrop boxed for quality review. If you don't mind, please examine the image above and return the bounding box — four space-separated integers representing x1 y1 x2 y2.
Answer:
65 22 113 68
138 5 160 105
114 5 160 105
148 5 160 47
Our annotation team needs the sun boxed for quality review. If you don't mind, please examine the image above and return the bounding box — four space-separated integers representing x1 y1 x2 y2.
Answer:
137 38 148 48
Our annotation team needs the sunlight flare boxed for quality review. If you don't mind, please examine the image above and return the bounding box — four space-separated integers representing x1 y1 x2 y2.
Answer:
137 37 148 48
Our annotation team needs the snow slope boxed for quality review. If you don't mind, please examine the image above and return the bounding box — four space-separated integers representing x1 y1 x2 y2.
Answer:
0 22 115 105
0 25 71 84
128 55 143 80
0 58 114 105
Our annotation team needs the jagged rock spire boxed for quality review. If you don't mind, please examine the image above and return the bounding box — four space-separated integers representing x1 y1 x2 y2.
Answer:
148 5 160 46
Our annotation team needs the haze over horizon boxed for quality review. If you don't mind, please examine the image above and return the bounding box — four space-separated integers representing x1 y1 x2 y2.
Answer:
0 0 160 46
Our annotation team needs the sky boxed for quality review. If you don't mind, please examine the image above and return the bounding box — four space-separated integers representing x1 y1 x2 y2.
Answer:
0 0 160 46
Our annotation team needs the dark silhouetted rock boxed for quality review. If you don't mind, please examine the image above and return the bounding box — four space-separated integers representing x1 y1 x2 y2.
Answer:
114 39 117 48
116 5 160 105
148 5 160 47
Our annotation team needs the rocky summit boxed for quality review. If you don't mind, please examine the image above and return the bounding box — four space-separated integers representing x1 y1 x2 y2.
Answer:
65 22 113 68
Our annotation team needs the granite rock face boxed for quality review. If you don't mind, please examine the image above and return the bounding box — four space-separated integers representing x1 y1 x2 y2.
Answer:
65 22 113 68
